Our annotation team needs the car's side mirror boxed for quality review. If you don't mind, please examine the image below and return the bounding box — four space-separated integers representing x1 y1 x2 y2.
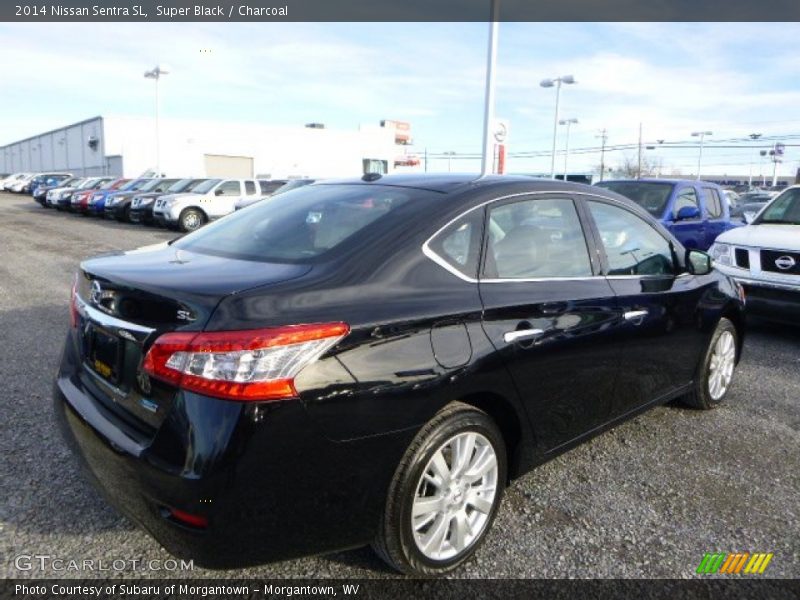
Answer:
675 206 701 221
215 188 224 196
686 249 712 275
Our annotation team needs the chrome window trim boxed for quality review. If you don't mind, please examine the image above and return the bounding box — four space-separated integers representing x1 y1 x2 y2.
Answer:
422 190 677 284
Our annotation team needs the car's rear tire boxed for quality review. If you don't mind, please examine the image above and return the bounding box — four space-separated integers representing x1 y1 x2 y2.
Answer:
682 317 738 410
179 208 205 232
373 402 507 576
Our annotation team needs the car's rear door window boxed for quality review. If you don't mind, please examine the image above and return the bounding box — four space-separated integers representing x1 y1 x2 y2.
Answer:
484 197 592 279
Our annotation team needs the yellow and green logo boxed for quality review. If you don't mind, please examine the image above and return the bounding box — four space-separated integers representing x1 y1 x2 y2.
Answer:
696 552 774 575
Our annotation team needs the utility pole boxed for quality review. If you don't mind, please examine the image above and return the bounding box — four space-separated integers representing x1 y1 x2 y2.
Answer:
596 128 608 181
424 147 428 173
637 122 642 179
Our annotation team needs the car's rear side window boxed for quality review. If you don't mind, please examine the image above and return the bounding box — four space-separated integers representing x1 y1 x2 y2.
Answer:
174 184 413 262
427 211 483 279
703 188 723 218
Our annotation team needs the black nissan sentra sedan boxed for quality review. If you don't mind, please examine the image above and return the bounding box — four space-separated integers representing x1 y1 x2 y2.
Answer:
55 174 745 575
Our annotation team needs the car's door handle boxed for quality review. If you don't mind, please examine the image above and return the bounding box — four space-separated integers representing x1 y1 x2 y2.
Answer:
503 329 544 344
623 310 648 322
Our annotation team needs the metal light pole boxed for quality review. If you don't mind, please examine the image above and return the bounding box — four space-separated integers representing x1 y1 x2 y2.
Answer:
559 118 578 181
637 122 643 179
691 130 712 180
596 128 608 181
144 65 170 176
748 133 762 186
480 0 500 176
541 74 576 179
759 150 767 186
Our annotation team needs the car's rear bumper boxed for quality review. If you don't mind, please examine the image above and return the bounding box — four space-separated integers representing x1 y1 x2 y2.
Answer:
54 329 411 567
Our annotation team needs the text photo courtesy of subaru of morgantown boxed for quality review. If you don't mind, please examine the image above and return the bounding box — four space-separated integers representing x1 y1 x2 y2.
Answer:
0 3 799 596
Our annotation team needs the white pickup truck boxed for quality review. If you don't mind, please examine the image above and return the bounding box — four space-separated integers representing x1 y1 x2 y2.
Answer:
152 178 261 231
710 185 800 324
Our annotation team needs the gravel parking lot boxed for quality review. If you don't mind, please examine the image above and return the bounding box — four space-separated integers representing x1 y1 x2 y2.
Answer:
1 192 798 579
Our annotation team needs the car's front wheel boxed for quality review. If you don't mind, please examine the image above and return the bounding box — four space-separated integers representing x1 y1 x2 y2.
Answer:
179 208 205 232
682 317 738 409
373 402 506 576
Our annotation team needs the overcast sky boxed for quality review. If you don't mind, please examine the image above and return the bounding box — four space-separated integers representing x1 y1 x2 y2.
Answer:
2 22 799 176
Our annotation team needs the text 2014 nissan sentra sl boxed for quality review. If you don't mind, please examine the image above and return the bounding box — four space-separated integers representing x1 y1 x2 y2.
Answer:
54 174 745 576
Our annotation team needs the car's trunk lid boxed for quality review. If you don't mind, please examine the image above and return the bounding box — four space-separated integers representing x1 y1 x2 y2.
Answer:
75 242 311 434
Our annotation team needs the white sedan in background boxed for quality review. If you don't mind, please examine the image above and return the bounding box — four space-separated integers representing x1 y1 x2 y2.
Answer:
710 186 800 324
1 172 31 191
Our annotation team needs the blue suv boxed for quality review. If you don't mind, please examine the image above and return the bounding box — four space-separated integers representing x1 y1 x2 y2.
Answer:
595 179 743 250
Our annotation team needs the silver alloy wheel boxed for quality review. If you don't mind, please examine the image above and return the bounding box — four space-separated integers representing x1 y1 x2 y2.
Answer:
183 212 201 230
411 431 498 561
708 330 736 400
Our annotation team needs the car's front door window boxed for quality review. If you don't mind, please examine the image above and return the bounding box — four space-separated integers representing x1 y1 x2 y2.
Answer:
587 201 675 276
673 187 700 220
217 181 243 196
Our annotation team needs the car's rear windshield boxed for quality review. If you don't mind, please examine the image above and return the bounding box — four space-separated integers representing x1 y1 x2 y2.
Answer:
173 184 414 263
595 181 675 217
756 188 800 225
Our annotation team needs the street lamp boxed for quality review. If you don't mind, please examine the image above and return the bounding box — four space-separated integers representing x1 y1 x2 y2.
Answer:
748 133 762 186
541 74 576 179
558 118 578 182
691 130 712 180
144 64 170 176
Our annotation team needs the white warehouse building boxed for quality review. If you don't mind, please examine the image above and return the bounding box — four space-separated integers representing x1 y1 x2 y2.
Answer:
0 115 417 179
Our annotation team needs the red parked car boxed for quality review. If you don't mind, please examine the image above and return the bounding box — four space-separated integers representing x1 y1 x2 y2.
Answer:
73 178 129 213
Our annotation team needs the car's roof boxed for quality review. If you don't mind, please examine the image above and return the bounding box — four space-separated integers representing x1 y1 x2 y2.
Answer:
599 178 723 186
317 173 597 194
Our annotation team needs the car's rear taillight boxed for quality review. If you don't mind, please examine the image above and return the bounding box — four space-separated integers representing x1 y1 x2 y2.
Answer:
142 323 349 402
69 274 79 328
